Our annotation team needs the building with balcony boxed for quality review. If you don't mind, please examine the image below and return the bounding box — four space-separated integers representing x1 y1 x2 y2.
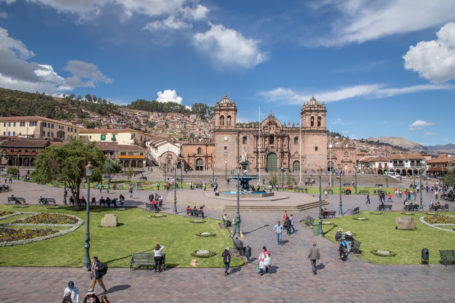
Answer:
96 142 147 169
147 138 181 172
79 128 152 147
0 138 51 175
388 153 426 176
427 154 454 177
0 116 80 142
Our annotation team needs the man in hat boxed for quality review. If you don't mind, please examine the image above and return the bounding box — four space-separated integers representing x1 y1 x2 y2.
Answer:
83 290 100 303
308 242 320 274
64 281 80 303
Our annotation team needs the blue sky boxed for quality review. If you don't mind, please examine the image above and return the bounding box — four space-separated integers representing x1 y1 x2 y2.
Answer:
0 0 454 146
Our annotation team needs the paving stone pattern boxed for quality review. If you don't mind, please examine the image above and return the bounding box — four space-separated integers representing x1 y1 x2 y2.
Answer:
0 181 454 302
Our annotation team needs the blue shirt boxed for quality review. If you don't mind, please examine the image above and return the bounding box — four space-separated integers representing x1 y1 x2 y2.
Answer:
273 224 283 234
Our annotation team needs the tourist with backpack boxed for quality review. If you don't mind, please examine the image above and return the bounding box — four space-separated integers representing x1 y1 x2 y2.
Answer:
89 256 108 294
222 248 231 276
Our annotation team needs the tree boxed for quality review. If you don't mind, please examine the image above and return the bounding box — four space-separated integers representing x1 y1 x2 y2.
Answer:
270 172 278 186
443 169 455 187
126 163 133 182
7 167 17 177
103 158 122 175
286 172 296 186
31 140 105 208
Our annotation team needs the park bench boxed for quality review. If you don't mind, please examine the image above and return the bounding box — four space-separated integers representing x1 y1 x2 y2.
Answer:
130 252 166 271
384 204 392 211
304 216 315 227
190 209 204 218
39 197 56 205
351 239 361 254
375 184 383 187
439 250 455 265
327 211 336 218
352 207 360 215
7 196 26 204
326 189 333 194
358 190 369 195
343 183 351 187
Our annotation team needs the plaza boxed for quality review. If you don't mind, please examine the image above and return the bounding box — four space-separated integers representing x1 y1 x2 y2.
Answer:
0 177 454 303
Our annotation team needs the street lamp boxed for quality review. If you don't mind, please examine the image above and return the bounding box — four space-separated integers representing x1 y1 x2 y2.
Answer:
328 141 332 187
318 175 323 237
234 167 241 237
107 153 111 193
63 182 67 205
419 169 423 210
212 162 215 184
225 160 228 180
180 161 183 190
339 174 343 216
83 162 93 270
173 166 177 214
281 167 284 191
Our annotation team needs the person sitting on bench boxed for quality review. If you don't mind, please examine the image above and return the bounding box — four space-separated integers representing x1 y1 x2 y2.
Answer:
233 237 246 255
223 214 231 227
322 208 329 219
187 205 192 215
199 206 205 218
10 195 20 204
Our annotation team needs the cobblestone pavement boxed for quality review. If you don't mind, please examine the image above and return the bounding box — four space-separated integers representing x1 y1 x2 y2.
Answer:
0 181 454 302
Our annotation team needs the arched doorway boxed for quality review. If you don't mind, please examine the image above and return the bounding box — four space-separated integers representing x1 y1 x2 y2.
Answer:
266 153 277 172
328 161 334 171
293 161 300 172
196 158 204 171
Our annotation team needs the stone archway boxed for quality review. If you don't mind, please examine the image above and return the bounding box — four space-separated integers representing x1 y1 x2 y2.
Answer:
266 153 277 172
293 161 300 172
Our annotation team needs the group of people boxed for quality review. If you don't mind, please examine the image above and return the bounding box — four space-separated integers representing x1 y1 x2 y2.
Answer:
149 193 163 211
68 194 125 208
335 228 354 261
186 205 205 217
62 256 109 303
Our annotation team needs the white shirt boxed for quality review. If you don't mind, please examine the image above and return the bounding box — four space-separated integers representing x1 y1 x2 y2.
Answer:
154 245 164 257
64 286 79 303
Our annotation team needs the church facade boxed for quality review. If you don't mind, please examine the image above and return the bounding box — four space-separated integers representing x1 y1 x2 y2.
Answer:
213 96 328 174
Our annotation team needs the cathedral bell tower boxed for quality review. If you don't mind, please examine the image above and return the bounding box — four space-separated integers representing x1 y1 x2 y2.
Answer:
214 96 237 129
301 96 326 130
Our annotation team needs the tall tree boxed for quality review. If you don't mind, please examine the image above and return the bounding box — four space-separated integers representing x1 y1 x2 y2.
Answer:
31 140 105 208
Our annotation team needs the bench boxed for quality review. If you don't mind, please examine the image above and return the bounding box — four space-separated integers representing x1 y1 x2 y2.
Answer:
326 189 333 194
351 239 361 254
190 209 204 218
323 211 336 218
375 184 383 187
39 197 56 205
439 250 455 265
384 204 392 211
130 253 166 271
352 207 360 215
7 197 26 204
304 216 315 227
358 190 369 195
404 204 419 211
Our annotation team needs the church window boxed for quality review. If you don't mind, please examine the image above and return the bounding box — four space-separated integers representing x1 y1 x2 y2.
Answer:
311 117 314 127
220 116 225 126
243 136 247 144
294 137 298 144
227 116 231 126
197 147 202 154
317 117 321 127
269 135 274 144
344 152 348 157
315 146 318 151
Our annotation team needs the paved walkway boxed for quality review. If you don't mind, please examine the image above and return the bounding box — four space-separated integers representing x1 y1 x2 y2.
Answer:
0 181 454 302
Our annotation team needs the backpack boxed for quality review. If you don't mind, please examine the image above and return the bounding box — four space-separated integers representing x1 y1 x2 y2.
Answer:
98 262 108 277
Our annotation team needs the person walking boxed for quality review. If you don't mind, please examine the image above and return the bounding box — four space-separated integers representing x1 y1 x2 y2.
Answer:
100 295 110 303
154 243 165 272
258 246 270 276
83 290 100 303
222 248 231 276
366 193 370 204
289 214 296 234
308 242 320 274
89 256 108 294
64 281 80 303
272 221 283 245
129 186 133 198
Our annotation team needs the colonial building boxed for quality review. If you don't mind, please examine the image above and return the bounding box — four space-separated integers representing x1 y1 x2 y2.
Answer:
213 96 328 174
427 154 454 177
147 138 181 172
0 116 80 141
79 128 152 147
96 142 147 169
0 138 51 170
388 153 426 176
181 138 214 171
328 138 358 173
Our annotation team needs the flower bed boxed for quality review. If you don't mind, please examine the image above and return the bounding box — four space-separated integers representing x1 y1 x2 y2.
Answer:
150 213 167 218
0 211 13 217
191 249 216 258
353 217 369 221
196 232 216 237
190 219 206 223
0 228 58 242
371 212 384 215
424 215 455 224
13 213 78 224
400 212 414 215
370 249 396 257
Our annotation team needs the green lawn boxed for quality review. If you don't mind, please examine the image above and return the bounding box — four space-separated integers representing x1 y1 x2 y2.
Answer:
317 211 455 264
0 205 242 268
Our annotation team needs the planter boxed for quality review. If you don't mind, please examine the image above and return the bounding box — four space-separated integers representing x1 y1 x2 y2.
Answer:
322 221 334 225
196 232 216 237
400 212 414 215
13 213 78 225
370 250 396 257
353 217 369 221
191 249 216 258
424 215 455 224
371 212 384 215
150 213 167 218
190 219 206 223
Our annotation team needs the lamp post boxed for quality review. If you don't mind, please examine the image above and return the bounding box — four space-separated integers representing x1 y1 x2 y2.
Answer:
328 141 332 187
63 182 67 205
419 169 423 210
83 162 92 269
180 161 183 190
173 166 177 214
281 167 284 191
339 174 343 216
164 164 167 182
212 162 215 184
225 160 227 181
107 153 111 192
234 168 241 237
354 164 357 195
318 175 323 237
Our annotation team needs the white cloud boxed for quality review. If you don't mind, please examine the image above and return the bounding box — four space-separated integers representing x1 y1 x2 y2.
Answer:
408 120 435 131
143 15 191 31
423 132 434 136
0 26 111 94
260 83 455 105
403 22 455 83
193 23 266 68
156 89 182 104
312 0 455 46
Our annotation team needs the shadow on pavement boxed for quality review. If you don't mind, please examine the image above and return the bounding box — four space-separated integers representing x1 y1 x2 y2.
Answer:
243 224 270 235
108 284 130 294
316 263 325 270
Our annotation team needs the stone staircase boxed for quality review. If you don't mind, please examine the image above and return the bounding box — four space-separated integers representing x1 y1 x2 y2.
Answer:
223 200 328 212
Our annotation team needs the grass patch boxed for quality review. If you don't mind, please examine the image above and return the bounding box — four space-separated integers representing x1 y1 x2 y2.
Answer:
322 211 455 265
0 205 242 268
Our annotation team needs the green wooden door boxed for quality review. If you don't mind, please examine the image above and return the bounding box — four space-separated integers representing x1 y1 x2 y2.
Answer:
266 153 277 172
293 161 300 172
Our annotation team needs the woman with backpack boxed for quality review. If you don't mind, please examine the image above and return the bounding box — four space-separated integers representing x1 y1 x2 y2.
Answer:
88 256 108 294
258 246 271 276
222 248 230 276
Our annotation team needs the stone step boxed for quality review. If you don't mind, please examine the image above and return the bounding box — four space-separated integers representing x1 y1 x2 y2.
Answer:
223 200 328 212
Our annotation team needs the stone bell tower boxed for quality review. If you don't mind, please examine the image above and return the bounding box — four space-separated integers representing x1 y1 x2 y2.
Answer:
214 96 237 129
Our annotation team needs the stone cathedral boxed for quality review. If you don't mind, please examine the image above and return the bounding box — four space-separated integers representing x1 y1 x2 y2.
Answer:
213 96 328 174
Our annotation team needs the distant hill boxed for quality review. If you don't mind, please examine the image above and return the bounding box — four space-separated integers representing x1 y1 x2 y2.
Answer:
367 136 424 152
424 143 455 154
